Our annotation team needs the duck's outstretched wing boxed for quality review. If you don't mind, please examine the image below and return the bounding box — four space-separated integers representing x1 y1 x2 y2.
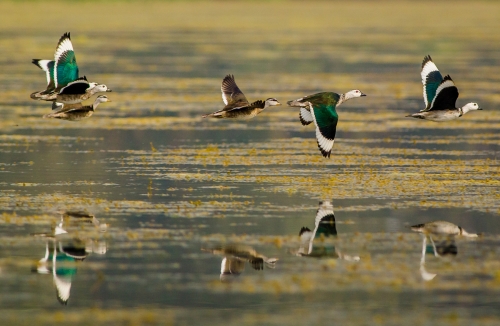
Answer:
299 108 314 125
310 102 339 158
32 59 56 92
221 74 249 109
428 75 459 111
53 32 79 89
421 55 444 112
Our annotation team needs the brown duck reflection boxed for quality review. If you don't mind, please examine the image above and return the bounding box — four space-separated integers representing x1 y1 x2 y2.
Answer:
32 210 107 305
202 244 278 282
411 220 477 281
295 200 359 261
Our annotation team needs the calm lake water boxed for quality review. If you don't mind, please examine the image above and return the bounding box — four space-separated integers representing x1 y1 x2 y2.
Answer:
1 1 500 325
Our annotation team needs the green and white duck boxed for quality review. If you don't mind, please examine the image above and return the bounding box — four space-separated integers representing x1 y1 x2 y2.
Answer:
31 32 80 100
202 74 281 119
288 90 366 158
51 76 112 109
407 55 482 121
44 95 112 121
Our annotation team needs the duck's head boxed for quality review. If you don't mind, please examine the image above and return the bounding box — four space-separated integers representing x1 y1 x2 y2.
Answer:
462 102 482 113
264 98 281 107
345 90 367 99
93 84 112 93
95 95 112 104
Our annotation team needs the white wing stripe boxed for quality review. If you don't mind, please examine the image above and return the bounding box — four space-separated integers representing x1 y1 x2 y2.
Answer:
315 208 334 226
54 38 74 62
421 60 440 108
37 60 53 84
300 107 313 123
221 93 229 105
53 36 74 88
308 205 335 254
430 79 456 109
315 127 334 153
421 61 439 85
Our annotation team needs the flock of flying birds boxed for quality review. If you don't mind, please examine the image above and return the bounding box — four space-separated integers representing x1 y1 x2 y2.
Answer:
31 33 483 158
30 33 112 121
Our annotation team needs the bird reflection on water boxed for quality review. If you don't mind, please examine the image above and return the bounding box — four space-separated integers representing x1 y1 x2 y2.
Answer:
294 200 359 261
411 220 477 281
32 210 107 305
202 244 278 282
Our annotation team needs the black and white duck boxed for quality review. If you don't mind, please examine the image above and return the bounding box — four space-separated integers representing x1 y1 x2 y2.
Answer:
407 55 482 121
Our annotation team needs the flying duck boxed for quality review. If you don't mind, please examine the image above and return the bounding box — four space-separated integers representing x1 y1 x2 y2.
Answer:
202 74 281 119
50 76 112 109
407 55 482 121
411 221 477 237
287 90 366 158
43 95 111 121
31 32 80 100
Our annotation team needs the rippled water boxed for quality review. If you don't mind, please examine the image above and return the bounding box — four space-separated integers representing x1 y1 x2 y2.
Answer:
1 1 500 325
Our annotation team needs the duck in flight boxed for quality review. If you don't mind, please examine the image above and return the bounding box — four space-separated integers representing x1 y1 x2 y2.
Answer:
50 76 112 110
287 90 366 158
43 95 112 121
202 74 281 119
31 32 80 100
407 55 482 121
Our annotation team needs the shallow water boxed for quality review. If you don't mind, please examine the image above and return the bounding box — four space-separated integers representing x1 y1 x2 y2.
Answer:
1 1 500 325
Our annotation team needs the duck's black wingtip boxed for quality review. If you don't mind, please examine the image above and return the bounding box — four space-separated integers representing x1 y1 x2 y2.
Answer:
422 55 433 68
299 227 311 236
318 147 331 158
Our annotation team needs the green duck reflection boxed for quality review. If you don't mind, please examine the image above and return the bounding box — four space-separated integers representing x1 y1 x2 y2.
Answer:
295 200 359 261
33 210 107 305
203 244 278 282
